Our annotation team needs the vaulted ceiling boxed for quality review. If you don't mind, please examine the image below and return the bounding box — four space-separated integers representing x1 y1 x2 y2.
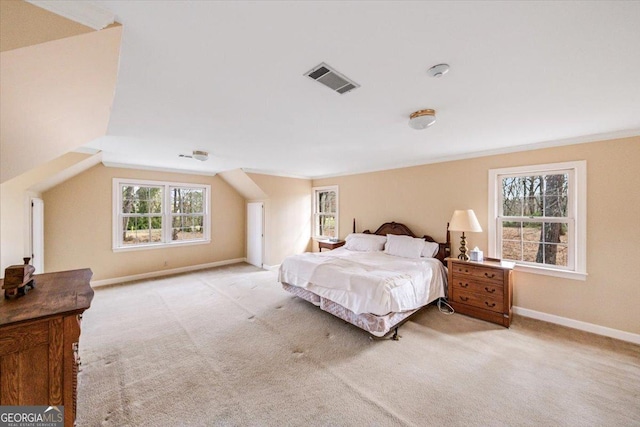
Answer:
0 0 122 183
38 1 640 177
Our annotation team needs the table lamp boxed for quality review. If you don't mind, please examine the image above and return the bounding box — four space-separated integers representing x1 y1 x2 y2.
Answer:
449 209 482 261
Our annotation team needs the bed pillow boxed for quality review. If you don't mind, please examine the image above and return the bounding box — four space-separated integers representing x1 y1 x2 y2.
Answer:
421 241 440 258
384 234 425 259
344 233 387 252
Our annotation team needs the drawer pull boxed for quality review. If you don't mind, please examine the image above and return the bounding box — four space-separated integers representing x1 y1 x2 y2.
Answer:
484 272 496 279
459 282 468 288
485 301 496 308
460 296 469 302
484 287 496 293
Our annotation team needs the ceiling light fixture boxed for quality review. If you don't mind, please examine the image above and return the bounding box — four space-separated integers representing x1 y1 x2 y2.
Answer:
427 63 450 78
179 150 209 161
408 109 436 129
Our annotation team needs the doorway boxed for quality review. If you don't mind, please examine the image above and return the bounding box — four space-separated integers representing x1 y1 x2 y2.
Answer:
246 202 264 268
31 198 44 273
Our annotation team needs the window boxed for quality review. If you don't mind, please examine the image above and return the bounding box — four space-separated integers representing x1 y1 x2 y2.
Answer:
488 161 586 280
119 183 163 246
170 186 206 242
313 186 338 239
113 179 210 251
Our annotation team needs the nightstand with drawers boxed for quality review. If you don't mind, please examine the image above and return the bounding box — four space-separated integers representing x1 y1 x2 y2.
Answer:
446 257 514 327
318 240 345 251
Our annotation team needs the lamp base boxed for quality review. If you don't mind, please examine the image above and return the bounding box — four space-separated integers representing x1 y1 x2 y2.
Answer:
457 232 469 261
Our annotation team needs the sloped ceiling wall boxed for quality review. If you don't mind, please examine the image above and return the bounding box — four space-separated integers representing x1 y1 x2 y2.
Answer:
0 0 94 52
0 25 122 183
218 169 268 200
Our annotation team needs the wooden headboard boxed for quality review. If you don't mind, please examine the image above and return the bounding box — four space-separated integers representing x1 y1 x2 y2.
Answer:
358 220 451 265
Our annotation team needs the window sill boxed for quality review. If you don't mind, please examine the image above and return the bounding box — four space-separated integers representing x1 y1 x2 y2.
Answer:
112 239 211 253
513 264 587 281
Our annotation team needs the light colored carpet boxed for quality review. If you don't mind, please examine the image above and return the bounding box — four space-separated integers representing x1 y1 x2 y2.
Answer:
77 263 640 426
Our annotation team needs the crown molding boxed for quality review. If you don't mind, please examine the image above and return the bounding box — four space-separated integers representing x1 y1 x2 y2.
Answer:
102 161 218 177
312 128 640 180
241 168 312 180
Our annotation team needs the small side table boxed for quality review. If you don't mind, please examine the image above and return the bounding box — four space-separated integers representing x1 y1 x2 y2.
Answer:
318 240 345 252
446 257 514 327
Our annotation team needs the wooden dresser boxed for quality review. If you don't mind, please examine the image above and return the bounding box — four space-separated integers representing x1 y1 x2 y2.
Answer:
0 269 93 427
446 258 513 327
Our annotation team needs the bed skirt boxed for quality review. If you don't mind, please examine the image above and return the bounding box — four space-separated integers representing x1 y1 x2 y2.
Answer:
282 283 418 337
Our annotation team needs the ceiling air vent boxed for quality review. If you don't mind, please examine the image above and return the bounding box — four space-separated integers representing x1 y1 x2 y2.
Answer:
305 62 360 95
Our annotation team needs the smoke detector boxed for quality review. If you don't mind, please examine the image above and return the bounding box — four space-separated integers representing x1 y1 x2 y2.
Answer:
179 150 209 161
427 63 450 78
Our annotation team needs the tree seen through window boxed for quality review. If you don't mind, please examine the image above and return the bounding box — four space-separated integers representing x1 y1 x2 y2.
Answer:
501 173 569 267
115 180 209 249
314 187 338 238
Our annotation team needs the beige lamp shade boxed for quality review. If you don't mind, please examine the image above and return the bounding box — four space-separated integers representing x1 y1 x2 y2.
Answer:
449 209 482 232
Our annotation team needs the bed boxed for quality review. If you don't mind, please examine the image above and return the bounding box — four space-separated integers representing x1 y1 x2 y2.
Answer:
279 221 451 339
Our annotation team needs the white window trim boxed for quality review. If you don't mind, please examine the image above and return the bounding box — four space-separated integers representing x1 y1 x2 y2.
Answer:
312 185 339 240
488 161 587 280
112 178 211 252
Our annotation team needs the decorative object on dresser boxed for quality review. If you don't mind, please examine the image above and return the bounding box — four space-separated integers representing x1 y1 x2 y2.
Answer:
2 257 36 299
446 258 514 327
0 268 94 427
448 209 483 261
469 247 483 262
318 240 345 251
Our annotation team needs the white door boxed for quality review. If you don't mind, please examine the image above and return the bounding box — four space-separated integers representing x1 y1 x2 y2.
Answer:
247 202 264 268
31 198 44 273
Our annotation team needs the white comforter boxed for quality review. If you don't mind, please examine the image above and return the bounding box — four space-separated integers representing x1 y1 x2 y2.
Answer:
279 248 447 316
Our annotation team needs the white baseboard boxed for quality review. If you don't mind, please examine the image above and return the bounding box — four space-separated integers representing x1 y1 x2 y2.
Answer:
513 306 640 345
262 264 280 271
91 258 247 287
